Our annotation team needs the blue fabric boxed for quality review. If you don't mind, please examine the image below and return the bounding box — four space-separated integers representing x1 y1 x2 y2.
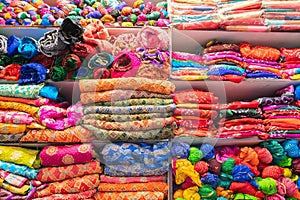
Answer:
171 142 190 159
18 37 38 59
282 139 300 158
39 85 58 100
295 85 300 100
172 59 206 69
199 144 215 160
104 165 168 177
285 16 300 20
0 160 38 180
207 68 243 76
201 172 218 189
19 63 48 85
232 164 258 188
7 35 20 56
246 71 281 79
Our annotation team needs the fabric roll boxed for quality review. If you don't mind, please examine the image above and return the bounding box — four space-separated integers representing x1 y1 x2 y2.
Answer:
78 78 175 94
18 37 38 59
70 43 97 58
0 133 24 142
40 144 93 167
19 63 48 85
20 125 96 143
110 52 141 78
0 146 40 168
0 35 7 54
88 52 113 69
0 123 26 134
137 26 169 50
0 64 21 81
37 160 102 183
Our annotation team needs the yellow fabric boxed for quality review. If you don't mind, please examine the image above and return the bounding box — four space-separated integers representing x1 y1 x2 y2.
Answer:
284 168 292 177
216 187 234 199
0 101 39 120
27 122 46 130
174 189 184 199
0 123 26 134
2 182 30 195
183 186 201 200
175 159 202 187
0 146 40 168
291 74 300 80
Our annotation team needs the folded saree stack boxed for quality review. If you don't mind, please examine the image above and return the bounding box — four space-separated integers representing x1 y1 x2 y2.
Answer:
0 145 41 199
217 100 264 138
171 51 208 80
172 140 300 199
32 144 101 199
263 0 300 32
280 47 300 80
170 0 220 30
173 89 218 137
80 77 177 142
95 142 169 200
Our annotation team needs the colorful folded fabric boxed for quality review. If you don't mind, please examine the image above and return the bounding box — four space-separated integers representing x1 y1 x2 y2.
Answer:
20 125 96 143
110 52 141 78
94 98 174 106
40 144 93 167
83 124 174 141
137 26 169 50
0 64 21 81
97 182 168 196
0 179 30 195
0 84 44 99
80 90 172 104
83 105 176 115
0 101 39 120
32 189 96 200
82 113 173 122
0 111 34 124
33 174 100 198
37 160 102 183
79 78 175 95
0 146 40 168
94 191 164 200
173 90 218 104
0 169 27 188
0 160 38 180
100 175 167 184
104 165 169 177
0 133 24 142
83 117 175 131
0 96 50 106
0 123 26 134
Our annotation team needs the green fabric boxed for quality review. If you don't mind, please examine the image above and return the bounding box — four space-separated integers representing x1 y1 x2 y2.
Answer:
95 98 174 106
188 147 203 164
0 55 11 67
260 140 286 165
222 158 235 174
217 172 233 189
278 156 292 167
0 146 40 169
255 177 277 195
11 54 28 65
198 184 217 200
233 193 258 200
50 66 68 81
0 84 44 99
82 113 173 122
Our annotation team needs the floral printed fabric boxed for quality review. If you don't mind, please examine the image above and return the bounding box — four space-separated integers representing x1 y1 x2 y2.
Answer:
0 146 40 169
32 189 96 200
83 124 174 141
82 113 173 122
98 182 168 196
79 78 175 95
173 90 218 104
0 101 39 120
83 117 175 131
33 174 100 198
21 126 96 143
39 144 93 167
104 165 168 177
0 84 44 99
0 160 38 180
84 105 176 115
94 191 164 200
0 111 34 124
38 104 84 130
0 96 50 106
100 175 167 184
0 179 30 195
80 90 172 104
0 169 28 187
0 123 26 134
95 98 174 106
37 160 102 183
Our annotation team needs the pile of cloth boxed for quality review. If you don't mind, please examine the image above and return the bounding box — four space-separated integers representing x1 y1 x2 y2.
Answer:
280 47 300 80
32 143 101 199
172 139 300 199
95 142 169 200
173 89 218 137
170 51 208 80
258 85 298 139
0 145 41 199
217 100 264 138
203 41 247 82
80 77 177 142
263 0 300 32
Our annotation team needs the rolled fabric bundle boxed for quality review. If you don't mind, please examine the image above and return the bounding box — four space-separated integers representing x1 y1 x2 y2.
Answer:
38 30 67 57
62 53 82 72
88 52 114 69
39 144 94 167
70 42 97 58
10 54 28 65
110 51 141 78
30 53 54 68
19 63 48 85
112 33 138 56
0 35 7 54
136 26 169 50
33 174 100 198
7 35 20 56
0 64 21 81
32 189 96 200
79 78 175 94
38 104 83 130
93 67 110 79
58 18 84 45
0 55 11 68
20 125 96 143
0 146 40 168
37 160 102 183
50 66 68 81
18 37 39 59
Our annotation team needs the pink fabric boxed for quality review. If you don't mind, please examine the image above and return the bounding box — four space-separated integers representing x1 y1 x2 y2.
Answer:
40 144 93 167
100 175 167 184
0 111 34 124
0 169 28 188
110 52 141 78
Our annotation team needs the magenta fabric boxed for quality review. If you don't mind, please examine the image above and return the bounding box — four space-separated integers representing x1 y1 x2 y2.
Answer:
39 144 93 167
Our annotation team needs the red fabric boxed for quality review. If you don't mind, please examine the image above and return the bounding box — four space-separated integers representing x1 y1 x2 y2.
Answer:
173 90 218 104
219 101 259 110
176 119 213 129
280 48 300 62
209 75 245 83
0 64 21 81
176 20 220 30
230 182 265 199
240 42 281 61
262 166 284 180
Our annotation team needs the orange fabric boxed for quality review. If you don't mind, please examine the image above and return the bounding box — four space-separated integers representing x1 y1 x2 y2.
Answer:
240 43 281 61
94 191 164 200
